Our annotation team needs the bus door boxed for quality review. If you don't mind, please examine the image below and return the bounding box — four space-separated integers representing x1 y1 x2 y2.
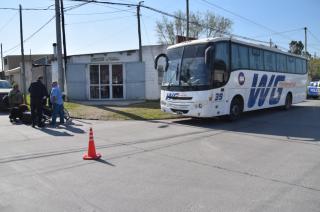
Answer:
210 42 230 116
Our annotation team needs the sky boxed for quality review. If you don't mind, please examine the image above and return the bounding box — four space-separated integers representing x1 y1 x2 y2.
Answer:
0 0 319 68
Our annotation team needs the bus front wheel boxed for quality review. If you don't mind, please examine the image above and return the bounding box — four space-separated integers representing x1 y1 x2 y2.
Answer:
228 97 243 121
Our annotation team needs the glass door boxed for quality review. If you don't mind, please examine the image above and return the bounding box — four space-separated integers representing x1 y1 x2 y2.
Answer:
89 65 100 99
100 65 109 99
89 64 124 99
112 64 123 99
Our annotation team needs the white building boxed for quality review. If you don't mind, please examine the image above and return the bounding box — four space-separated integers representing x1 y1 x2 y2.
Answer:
52 45 167 101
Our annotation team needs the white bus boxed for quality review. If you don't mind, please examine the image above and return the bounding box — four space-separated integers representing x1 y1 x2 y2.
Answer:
154 37 308 120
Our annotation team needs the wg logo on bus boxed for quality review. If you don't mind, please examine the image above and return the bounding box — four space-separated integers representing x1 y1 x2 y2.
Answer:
166 92 179 100
248 74 285 108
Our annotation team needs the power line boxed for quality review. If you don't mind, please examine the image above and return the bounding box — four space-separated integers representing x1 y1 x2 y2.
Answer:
141 5 270 44
3 16 56 54
24 16 56 43
308 29 320 44
199 0 298 42
253 27 304 39
199 0 277 33
0 7 54 11
65 8 134 15
68 0 137 7
2 2 89 55
0 11 18 33
66 15 134 25
67 0 270 44
64 2 90 11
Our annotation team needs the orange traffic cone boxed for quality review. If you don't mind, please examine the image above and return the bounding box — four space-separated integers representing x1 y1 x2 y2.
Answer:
83 127 101 160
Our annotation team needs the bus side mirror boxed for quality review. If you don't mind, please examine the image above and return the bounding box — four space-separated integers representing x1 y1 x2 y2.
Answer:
154 53 169 72
205 46 214 66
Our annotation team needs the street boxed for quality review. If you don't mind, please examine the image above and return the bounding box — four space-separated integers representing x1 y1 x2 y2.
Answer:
0 100 320 212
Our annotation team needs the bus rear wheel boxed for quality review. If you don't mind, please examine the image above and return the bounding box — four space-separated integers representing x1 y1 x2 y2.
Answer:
284 94 292 110
228 97 243 121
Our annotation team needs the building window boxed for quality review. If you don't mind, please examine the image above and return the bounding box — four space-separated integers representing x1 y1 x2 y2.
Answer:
89 64 124 99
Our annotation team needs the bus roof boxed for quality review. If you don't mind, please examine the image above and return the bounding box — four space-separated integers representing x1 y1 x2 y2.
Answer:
167 37 307 60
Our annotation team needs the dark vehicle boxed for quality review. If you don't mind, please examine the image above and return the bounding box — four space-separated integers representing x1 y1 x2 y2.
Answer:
0 80 12 110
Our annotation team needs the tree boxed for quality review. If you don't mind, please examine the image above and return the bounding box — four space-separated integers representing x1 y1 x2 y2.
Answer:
156 10 232 44
203 11 232 37
309 57 320 80
289 40 304 55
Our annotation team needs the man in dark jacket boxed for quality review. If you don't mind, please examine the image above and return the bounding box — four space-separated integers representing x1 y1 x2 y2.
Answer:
28 76 48 127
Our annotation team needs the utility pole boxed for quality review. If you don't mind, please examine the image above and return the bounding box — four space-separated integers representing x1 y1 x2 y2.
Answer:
186 0 189 40
304 27 307 55
55 0 64 91
60 0 68 97
137 1 143 62
19 5 27 104
1 43 3 79
269 38 272 48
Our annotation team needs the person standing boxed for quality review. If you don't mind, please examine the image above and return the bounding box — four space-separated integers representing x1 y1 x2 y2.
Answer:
28 76 48 128
50 81 64 127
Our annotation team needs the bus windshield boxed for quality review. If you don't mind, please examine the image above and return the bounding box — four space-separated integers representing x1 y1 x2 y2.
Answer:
163 44 209 87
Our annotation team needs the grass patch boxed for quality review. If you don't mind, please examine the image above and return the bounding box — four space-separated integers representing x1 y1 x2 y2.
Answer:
25 94 177 121
64 100 180 121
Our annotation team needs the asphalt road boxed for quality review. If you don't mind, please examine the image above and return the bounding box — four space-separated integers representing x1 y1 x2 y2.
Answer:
0 100 319 212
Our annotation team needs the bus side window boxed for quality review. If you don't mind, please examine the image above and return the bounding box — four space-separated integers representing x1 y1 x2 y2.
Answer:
231 44 249 70
276 54 287 73
287 56 296 73
295 58 303 74
213 42 230 87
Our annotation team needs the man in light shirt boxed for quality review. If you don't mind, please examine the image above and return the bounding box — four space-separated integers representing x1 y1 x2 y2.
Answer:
50 81 64 127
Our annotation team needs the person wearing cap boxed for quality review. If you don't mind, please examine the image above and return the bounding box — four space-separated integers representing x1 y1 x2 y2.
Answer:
28 76 48 128
50 81 64 127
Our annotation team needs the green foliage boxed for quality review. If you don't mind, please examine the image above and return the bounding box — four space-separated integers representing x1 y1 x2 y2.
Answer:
309 57 320 80
289 40 304 55
156 10 232 44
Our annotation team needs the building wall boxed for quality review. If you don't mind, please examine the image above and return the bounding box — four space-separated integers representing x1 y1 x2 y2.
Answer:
125 62 145 99
4 54 53 71
69 50 139 64
66 64 87 100
63 45 167 101
142 45 167 100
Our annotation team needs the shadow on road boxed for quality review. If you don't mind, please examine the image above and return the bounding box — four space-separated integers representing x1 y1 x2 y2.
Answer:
172 105 320 143
61 124 85 134
96 158 115 166
40 127 74 136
